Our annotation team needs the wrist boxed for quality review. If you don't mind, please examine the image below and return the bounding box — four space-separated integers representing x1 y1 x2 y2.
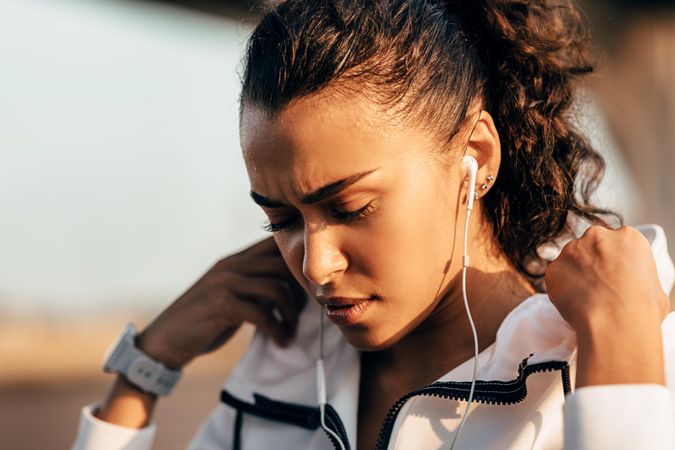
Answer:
573 295 663 336
95 375 158 428
135 329 185 371
575 310 665 387
103 323 183 396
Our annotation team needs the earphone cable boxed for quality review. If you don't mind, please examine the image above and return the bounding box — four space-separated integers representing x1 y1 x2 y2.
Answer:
449 206 479 449
317 305 347 450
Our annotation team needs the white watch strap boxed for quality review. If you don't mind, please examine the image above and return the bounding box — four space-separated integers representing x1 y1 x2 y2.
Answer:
103 323 182 396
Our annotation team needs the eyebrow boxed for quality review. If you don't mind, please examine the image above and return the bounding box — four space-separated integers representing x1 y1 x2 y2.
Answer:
250 168 379 208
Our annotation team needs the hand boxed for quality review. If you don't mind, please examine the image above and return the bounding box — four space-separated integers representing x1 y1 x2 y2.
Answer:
545 225 669 333
545 225 670 387
136 237 307 370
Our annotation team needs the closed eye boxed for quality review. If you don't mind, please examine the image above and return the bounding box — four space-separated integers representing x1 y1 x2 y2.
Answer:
332 201 376 221
261 201 376 233
261 216 299 233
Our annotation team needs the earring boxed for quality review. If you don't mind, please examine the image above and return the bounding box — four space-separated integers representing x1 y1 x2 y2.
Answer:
474 174 494 200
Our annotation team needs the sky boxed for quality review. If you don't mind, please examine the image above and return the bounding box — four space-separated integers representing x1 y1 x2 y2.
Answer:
0 0 641 318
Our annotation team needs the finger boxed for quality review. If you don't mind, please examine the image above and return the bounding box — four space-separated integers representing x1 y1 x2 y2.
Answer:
230 297 290 346
212 242 285 274
212 256 306 313
236 258 307 314
252 279 307 326
238 280 299 334
223 254 294 279
217 273 300 333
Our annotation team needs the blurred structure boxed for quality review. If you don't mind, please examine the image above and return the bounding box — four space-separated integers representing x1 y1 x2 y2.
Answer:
0 1 261 448
580 0 675 302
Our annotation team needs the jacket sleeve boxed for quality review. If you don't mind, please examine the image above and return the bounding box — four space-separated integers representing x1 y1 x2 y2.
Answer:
562 384 675 450
70 403 156 450
562 315 675 450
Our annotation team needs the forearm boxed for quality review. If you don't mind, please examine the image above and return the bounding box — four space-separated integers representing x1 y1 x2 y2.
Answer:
94 375 158 428
575 312 665 388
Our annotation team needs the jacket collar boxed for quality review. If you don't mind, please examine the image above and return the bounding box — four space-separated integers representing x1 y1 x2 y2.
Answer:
222 292 576 448
221 224 673 449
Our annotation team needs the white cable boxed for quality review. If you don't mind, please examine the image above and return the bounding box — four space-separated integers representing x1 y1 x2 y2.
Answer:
317 305 347 450
314 151 479 450
449 204 480 450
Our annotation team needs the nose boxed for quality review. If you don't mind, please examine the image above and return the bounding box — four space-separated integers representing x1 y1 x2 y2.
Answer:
301 223 347 286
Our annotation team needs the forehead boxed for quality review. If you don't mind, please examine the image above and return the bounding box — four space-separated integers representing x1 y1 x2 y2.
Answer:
239 92 436 196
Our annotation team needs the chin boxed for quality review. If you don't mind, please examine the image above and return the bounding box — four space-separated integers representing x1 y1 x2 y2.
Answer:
339 325 402 352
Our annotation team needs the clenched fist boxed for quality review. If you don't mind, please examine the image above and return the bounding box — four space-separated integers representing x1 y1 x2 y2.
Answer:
544 225 670 387
545 225 669 332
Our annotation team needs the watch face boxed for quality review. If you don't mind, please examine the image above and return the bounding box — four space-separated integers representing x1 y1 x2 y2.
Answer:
102 323 136 372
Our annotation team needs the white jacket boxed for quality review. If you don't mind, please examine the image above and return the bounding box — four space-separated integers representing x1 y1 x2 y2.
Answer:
72 224 675 450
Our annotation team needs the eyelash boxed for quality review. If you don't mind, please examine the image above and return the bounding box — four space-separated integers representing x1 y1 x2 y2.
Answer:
261 202 376 233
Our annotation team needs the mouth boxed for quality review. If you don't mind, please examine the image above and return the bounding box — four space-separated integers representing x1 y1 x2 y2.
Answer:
319 296 375 326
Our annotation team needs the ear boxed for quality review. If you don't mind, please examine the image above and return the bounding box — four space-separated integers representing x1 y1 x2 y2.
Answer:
462 110 501 201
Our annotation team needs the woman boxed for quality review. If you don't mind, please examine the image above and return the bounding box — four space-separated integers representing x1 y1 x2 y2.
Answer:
72 0 675 449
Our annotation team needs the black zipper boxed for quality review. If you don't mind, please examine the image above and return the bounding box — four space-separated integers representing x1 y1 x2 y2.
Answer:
220 354 571 450
220 390 351 450
321 403 352 450
373 355 572 450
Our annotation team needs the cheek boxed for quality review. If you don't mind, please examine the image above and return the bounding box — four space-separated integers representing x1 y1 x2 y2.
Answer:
350 193 455 308
341 212 453 350
273 234 308 289
366 179 453 280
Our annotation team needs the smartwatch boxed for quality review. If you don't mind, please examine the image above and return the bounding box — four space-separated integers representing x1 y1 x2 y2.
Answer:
102 323 182 396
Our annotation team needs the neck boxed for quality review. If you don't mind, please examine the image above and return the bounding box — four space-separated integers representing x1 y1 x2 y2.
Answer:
363 216 537 391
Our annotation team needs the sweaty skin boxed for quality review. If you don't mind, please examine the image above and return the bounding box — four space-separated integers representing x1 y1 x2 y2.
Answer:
95 90 668 450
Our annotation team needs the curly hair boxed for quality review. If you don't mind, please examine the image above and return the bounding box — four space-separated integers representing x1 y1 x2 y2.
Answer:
238 0 622 281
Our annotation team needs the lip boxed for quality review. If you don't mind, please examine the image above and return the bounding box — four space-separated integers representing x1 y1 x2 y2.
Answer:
320 296 373 326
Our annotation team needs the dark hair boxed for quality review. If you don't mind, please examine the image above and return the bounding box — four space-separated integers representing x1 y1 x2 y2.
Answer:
239 0 621 281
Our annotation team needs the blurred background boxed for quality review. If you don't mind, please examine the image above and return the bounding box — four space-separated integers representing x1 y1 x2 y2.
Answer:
0 0 673 449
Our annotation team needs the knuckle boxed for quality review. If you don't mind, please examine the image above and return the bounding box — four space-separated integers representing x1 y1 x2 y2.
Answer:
588 224 614 238
613 226 649 251
583 225 603 239
213 255 235 270
618 225 635 234
557 240 576 259
623 226 647 243
218 269 240 283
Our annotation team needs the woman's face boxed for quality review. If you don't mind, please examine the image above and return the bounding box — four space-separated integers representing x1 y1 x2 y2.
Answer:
240 92 467 351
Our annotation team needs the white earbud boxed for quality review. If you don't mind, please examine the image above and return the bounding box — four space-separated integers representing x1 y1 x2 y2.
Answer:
462 155 478 211
451 154 480 450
